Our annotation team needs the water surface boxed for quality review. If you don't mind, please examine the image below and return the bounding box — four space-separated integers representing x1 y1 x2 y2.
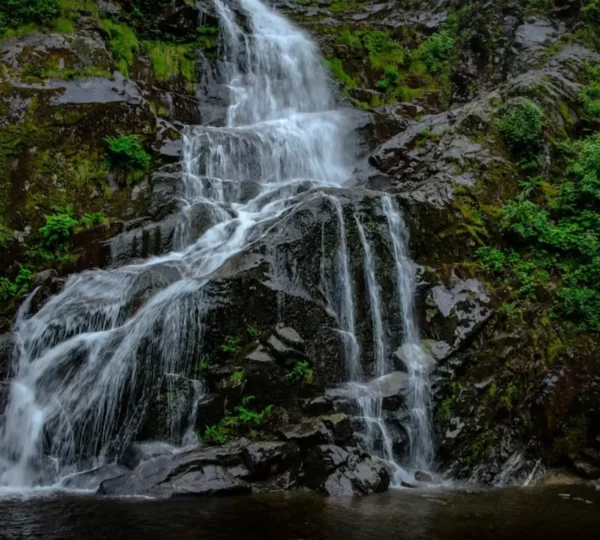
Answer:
0 486 598 539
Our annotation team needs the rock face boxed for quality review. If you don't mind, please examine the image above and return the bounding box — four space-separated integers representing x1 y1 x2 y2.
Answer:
3 0 600 496
98 430 389 498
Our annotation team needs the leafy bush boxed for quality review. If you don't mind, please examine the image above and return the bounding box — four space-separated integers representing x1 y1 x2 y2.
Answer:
414 31 454 73
246 324 261 337
219 335 242 353
0 0 60 34
486 132 600 331
0 267 33 302
105 135 151 172
39 206 79 253
498 101 544 167
377 66 399 90
285 361 313 385
337 28 362 49
362 31 405 69
80 212 106 229
202 396 273 445
475 247 506 272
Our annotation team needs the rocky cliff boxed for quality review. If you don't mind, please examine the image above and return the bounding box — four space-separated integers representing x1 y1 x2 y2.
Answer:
2 0 600 494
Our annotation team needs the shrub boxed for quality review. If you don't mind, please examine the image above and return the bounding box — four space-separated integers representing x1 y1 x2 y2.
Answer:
377 65 399 90
105 135 151 171
285 361 313 385
80 212 106 229
414 31 454 73
246 324 261 337
39 206 79 253
202 396 273 445
362 31 405 69
219 335 242 353
475 247 506 272
498 100 544 165
0 0 60 33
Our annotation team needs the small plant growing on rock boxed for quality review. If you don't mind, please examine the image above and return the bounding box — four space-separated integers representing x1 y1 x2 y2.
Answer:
498 100 544 168
80 212 106 229
246 324 261 337
285 361 313 386
105 135 151 172
202 395 273 445
219 335 242 353
39 206 79 255
413 31 454 74
229 369 244 385
196 355 211 375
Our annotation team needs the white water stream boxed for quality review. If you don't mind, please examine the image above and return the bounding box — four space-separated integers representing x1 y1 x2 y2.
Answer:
0 0 432 489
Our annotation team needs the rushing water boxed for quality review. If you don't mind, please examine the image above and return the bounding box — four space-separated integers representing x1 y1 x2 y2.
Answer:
0 486 599 539
0 0 433 489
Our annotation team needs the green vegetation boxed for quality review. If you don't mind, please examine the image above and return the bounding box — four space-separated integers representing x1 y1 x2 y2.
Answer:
246 324 261 337
39 206 79 255
80 212 106 229
285 361 313 385
413 30 454 74
101 19 140 77
196 355 211 374
498 100 544 169
144 41 197 81
581 65 600 119
202 395 273 445
326 58 357 89
229 368 244 385
105 135 151 172
219 335 242 353
0 0 60 35
0 267 33 303
478 129 600 333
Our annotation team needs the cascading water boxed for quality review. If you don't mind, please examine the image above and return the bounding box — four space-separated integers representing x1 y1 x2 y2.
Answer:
0 0 433 490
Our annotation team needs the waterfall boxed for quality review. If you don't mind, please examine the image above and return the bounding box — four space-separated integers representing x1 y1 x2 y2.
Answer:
382 195 433 472
0 0 434 489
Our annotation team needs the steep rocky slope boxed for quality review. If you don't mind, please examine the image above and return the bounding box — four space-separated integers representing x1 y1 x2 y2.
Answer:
1 0 600 493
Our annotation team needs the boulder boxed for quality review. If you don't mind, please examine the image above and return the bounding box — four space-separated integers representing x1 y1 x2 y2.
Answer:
304 445 390 496
242 441 301 482
60 464 130 490
98 444 252 497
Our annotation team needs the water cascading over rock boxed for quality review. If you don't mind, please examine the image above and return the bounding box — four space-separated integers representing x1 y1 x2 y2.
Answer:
0 0 433 491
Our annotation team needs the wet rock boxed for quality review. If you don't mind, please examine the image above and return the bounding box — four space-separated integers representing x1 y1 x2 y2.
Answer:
0 334 15 380
33 269 58 286
305 445 389 496
119 441 178 470
573 461 600 480
321 414 353 444
302 395 334 416
424 278 493 351
414 470 433 483
581 448 600 467
242 441 301 481
245 345 275 364
279 418 332 445
98 444 251 498
274 324 305 350
0 382 9 415
60 463 129 490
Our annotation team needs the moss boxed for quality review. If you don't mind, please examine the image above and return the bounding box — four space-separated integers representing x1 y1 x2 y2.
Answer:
144 41 197 82
101 19 139 77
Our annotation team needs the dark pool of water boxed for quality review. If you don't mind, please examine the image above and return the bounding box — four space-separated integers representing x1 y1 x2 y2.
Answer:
0 485 598 539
